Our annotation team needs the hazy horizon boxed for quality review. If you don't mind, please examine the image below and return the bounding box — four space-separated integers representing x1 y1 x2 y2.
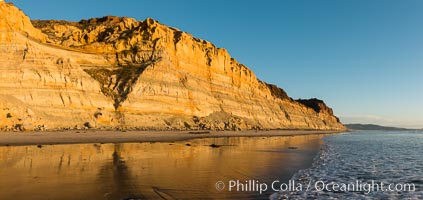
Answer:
8 0 423 128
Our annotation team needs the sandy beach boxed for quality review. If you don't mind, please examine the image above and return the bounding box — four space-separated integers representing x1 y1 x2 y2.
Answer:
0 129 342 146
0 133 331 199
0 130 344 199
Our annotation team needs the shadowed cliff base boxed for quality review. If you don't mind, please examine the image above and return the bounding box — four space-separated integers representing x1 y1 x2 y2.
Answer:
0 129 342 146
0 2 346 131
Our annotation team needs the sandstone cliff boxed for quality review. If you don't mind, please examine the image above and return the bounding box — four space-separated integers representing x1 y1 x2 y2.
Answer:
0 2 345 131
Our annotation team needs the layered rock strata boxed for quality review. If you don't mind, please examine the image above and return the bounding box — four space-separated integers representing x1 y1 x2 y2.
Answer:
0 2 345 131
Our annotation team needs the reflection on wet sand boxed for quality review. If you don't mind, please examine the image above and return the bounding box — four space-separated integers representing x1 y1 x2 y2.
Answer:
0 134 326 200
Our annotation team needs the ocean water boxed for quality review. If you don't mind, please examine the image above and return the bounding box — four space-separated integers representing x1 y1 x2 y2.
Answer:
271 131 423 199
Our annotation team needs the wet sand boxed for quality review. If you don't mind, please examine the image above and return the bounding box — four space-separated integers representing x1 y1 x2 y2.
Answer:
0 133 331 200
0 129 340 146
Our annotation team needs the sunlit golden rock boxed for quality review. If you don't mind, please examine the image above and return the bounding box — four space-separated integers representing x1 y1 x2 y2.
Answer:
0 2 345 131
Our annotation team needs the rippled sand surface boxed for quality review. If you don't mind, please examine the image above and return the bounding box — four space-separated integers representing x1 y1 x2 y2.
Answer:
0 134 326 199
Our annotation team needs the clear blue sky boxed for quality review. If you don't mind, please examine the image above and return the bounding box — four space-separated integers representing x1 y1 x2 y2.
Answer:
9 0 423 128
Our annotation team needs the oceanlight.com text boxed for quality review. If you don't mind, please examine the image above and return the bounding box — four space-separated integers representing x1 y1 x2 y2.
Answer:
314 180 416 194
215 179 416 195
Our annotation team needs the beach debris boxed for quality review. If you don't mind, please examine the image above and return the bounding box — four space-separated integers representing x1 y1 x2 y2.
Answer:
83 122 92 129
33 124 47 131
14 123 24 131
288 146 298 149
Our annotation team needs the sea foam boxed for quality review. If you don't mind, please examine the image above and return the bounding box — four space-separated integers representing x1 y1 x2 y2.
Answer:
271 131 423 200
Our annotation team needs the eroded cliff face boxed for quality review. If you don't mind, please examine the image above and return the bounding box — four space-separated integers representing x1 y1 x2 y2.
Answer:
0 2 346 131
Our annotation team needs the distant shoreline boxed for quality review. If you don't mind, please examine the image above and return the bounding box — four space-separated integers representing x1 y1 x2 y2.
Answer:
0 129 344 146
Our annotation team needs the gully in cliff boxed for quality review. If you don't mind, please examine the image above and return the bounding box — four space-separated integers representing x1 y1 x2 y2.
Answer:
0 1 345 132
0 1 419 200
0 2 355 200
